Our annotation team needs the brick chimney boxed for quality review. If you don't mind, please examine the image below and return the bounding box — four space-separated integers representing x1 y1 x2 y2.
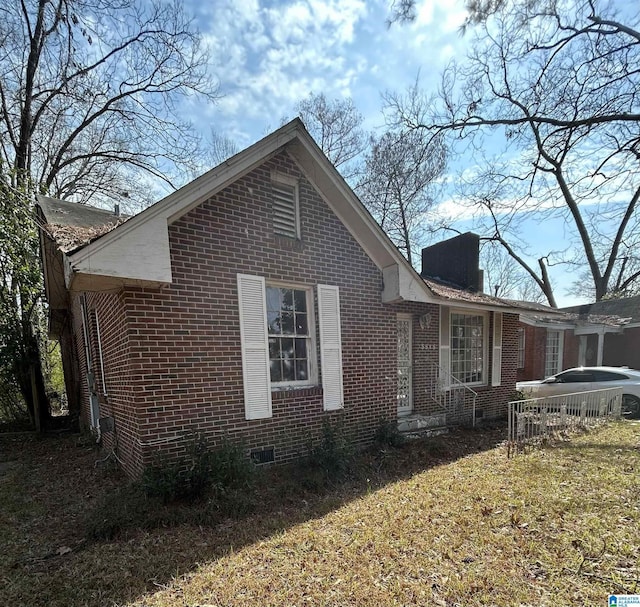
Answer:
421 232 482 291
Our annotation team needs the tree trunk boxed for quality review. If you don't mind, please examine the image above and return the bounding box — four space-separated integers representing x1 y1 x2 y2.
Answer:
14 325 51 429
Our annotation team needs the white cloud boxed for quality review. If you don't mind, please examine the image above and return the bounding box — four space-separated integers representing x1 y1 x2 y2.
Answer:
414 0 466 31
191 0 486 154
199 0 372 145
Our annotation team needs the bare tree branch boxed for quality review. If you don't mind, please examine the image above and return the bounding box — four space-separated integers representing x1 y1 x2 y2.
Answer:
389 0 640 302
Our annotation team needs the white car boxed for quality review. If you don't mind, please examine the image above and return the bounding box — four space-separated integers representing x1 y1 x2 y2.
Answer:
516 366 640 418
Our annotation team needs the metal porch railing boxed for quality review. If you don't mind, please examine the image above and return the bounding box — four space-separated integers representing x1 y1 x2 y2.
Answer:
508 387 622 453
428 363 479 427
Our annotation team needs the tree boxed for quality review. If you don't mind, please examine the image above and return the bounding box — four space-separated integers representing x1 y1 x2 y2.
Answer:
207 131 239 167
0 173 45 424
294 93 366 181
0 0 217 424
480 240 546 302
388 0 640 305
2 0 217 205
358 126 447 266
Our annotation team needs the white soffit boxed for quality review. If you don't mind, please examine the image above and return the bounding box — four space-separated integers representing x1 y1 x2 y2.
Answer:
66 216 171 289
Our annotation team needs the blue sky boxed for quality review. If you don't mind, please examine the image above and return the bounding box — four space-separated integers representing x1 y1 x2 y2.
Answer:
195 0 468 144
186 0 592 307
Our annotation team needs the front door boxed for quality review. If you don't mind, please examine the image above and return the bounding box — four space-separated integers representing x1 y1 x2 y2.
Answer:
397 315 413 416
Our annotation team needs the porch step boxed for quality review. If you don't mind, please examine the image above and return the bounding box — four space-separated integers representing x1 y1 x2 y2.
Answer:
401 426 449 440
397 412 447 432
397 413 449 440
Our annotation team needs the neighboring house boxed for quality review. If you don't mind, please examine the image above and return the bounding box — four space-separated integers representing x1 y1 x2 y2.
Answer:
38 119 532 478
516 296 639 381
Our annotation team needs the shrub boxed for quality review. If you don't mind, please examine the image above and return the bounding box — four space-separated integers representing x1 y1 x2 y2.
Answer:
306 419 352 485
373 418 406 448
208 439 255 496
141 460 185 503
141 435 255 504
87 437 258 538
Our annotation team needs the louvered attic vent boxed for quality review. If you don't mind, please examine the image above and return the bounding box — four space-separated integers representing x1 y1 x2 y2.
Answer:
273 180 298 238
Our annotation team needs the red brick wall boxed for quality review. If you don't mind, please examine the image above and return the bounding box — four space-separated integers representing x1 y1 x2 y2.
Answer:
517 324 588 382
515 326 640 374
390 302 440 417
517 323 549 381
391 304 519 421
604 329 640 369
67 291 142 476
67 150 525 476
467 311 519 420
113 151 397 473
563 330 579 369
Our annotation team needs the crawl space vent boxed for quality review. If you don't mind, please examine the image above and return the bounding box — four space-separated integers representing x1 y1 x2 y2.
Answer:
250 446 275 465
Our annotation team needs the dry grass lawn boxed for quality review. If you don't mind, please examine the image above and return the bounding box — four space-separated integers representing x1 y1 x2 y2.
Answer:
1 422 639 607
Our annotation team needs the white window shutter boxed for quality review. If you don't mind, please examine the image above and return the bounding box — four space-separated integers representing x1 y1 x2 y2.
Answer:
439 306 450 391
318 284 343 411
237 274 272 420
492 312 503 387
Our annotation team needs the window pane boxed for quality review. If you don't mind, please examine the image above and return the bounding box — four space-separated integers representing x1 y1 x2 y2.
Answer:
294 289 307 313
280 312 294 334
517 328 525 369
450 313 484 384
282 356 295 381
593 371 626 382
295 359 308 381
266 287 281 312
268 338 280 360
281 337 294 359
267 287 312 385
270 359 282 383
558 372 590 383
294 338 307 359
267 288 309 338
282 289 294 311
295 312 308 335
267 310 281 334
545 331 561 377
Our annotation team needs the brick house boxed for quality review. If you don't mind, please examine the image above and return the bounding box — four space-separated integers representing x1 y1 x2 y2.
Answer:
38 119 531 477
516 296 640 381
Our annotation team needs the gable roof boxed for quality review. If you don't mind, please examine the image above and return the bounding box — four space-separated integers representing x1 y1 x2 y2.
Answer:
426 278 526 308
38 195 128 253
37 119 540 314
562 295 640 324
514 296 635 330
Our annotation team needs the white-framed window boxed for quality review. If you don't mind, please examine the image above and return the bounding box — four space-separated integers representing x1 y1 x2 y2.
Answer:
272 171 300 238
545 329 564 378
238 274 343 419
266 284 315 386
450 310 488 385
517 327 526 369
